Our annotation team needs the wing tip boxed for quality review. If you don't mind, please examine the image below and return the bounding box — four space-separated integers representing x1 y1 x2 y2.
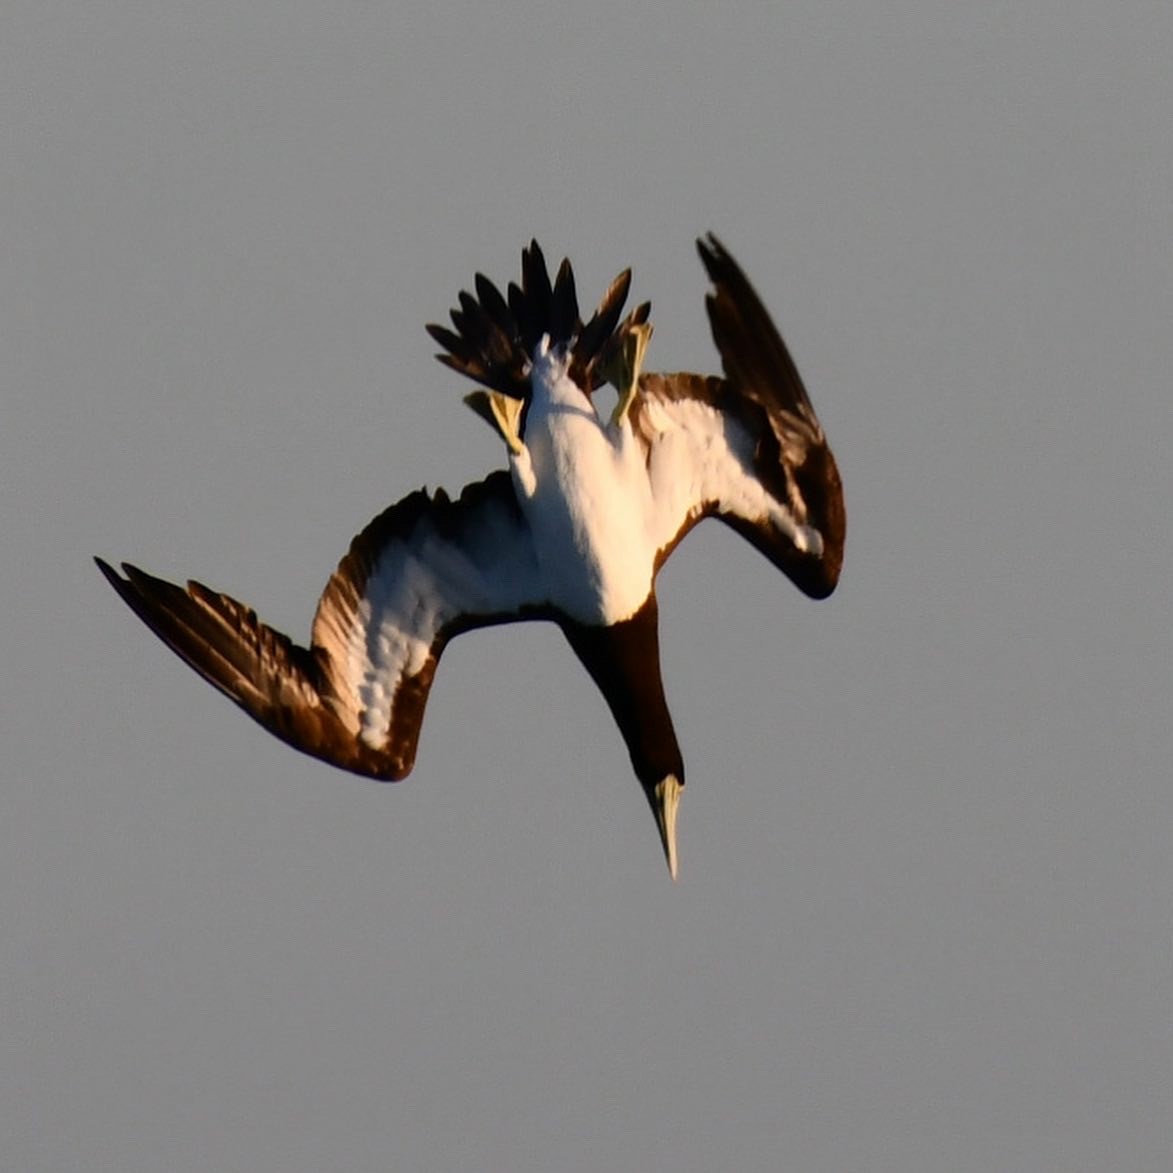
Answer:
95 555 146 608
695 231 730 278
94 554 125 578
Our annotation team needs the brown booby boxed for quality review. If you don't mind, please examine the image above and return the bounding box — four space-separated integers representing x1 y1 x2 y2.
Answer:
96 235 845 877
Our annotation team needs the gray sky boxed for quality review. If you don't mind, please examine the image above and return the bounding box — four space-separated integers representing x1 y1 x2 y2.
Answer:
4 3 1172 1170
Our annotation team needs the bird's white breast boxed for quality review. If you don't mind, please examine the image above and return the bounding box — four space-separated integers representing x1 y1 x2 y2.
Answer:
514 346 656 625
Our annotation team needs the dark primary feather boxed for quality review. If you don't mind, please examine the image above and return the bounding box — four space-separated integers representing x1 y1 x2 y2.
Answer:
698 236 844 595
697 233 816 420
93 556 389 775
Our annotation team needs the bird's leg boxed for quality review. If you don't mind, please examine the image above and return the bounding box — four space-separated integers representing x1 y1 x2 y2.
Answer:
463 390 526 456
604 322 653 429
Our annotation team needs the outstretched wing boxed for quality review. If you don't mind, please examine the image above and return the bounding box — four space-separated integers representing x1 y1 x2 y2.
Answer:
633 235 845 599
97 471 547 780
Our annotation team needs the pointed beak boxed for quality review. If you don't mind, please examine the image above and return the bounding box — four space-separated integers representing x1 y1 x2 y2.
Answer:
646 774 683 880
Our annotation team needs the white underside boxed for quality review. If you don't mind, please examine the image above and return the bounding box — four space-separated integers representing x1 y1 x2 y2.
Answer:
509 344 820 625
511 345 659 625
638 394 823 559
317 483 545 749
335 343 821 748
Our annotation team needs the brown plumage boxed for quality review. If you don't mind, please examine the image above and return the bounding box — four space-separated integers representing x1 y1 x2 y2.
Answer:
97 235 845 876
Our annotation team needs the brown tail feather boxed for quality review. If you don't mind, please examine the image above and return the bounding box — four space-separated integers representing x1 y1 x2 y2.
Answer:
428 243 647 403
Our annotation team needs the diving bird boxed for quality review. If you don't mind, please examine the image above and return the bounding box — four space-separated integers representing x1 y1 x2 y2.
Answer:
95 235 845 877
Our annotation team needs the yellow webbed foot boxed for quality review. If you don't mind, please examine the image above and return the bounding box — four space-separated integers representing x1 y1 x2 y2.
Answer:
464 390 527 456
603 321 653 429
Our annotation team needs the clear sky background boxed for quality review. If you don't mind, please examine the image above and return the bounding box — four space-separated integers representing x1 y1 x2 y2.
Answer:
4 4 1172 1170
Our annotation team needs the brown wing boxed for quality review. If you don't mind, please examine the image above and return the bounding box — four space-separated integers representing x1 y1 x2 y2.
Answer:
97 471 548 780
631 235 845 598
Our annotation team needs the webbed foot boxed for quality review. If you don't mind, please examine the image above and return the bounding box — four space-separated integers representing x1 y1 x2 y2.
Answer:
464 390 526 456
603 322 653 429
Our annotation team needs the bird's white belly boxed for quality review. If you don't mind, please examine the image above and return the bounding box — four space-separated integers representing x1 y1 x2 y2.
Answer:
520 403 654 626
